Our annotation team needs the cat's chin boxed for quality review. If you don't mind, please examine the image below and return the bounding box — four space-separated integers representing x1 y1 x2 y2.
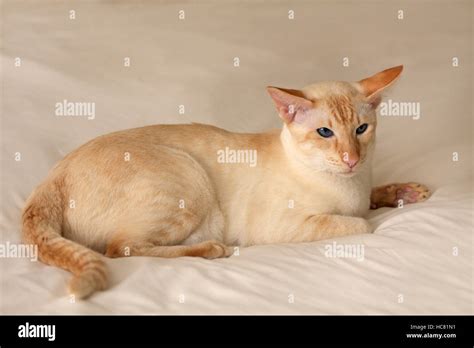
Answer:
323 167 358 177
335 170 358 178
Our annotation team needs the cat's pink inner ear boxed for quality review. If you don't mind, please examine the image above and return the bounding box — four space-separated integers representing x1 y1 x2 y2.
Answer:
367 94 382 109
358 65 403 100
266 86 313 123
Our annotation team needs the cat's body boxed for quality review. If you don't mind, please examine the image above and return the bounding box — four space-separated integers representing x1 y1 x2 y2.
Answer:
22 66 430 298
49 123 372 250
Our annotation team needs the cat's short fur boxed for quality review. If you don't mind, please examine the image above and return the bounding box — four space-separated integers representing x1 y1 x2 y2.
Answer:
22 65 430 298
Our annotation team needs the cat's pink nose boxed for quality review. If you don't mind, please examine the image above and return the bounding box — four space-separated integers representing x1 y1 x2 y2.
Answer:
343 157 359 169
347 159 358 168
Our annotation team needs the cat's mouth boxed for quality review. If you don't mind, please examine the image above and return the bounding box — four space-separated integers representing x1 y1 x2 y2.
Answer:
331 158 366 177
331 165 359 177
338 170 358 177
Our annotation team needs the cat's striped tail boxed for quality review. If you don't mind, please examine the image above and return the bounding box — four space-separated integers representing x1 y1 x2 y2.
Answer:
21 177 107 299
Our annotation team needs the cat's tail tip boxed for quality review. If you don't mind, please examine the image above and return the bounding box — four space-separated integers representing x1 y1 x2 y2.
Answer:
67 261 108 300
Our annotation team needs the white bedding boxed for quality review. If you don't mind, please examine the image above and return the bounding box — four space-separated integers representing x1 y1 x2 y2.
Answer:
1 0 472 314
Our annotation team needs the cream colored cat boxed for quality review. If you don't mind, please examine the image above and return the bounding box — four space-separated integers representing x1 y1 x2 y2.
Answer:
22 65 430 299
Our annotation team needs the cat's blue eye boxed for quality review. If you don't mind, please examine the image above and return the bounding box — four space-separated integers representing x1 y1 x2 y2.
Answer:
316 127 334 138
356 123 368 135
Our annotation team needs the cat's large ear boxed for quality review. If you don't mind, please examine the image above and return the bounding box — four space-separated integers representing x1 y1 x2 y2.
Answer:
358 65 403 107
266 86 313 123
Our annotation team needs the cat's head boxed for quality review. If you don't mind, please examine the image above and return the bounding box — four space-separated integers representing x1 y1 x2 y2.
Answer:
267 65 403 177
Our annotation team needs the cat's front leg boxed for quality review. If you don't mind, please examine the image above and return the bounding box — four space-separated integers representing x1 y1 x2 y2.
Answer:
370 182 431 209
285 214 373 243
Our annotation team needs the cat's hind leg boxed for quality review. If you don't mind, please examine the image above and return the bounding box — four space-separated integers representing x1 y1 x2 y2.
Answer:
104 199 234 259
105 237 233 259
104 200 234 259
370 182 431 209
101 145 233 259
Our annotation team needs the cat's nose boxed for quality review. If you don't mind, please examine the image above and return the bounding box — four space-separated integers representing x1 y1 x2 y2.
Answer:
346 159 359 168
343 156 359 169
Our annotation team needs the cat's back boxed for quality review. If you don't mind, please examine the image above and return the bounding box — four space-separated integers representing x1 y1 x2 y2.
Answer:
59 123 278 178
72 123 230 153
53 123 228 169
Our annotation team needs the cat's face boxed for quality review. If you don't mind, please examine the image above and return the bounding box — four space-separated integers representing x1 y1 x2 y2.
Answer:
268 66 403 176
281 91 377 176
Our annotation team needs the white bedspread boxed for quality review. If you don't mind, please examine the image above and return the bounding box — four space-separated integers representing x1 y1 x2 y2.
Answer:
1 0 472 314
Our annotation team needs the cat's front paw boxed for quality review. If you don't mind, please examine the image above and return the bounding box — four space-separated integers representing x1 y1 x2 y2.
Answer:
350 217 374 234
356 218 373 234
395 182 431 204
370 182 431 209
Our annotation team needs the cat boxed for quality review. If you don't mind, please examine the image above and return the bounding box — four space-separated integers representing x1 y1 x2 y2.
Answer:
22 65 430 299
